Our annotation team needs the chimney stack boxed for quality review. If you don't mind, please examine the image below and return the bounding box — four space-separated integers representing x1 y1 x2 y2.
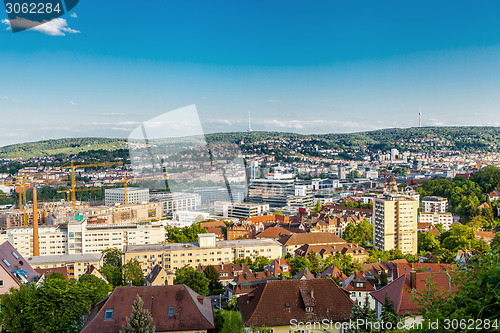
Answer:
410 271 416 290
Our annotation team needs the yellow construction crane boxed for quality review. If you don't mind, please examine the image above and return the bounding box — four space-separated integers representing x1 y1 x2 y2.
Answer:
110 173 167 204
57 187 101 202
54 161 123 210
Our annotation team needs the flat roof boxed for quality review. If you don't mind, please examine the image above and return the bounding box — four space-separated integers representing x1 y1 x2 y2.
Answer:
28 253 102 265
124 238 282 253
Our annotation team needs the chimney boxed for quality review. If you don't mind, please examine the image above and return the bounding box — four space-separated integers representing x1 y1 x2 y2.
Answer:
410 271 416 290
32 187 40 256
127 281 133 287
197 295 204 304
311 289 315 300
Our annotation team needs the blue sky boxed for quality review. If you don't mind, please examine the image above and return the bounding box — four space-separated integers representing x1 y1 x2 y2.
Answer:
1 1 500 146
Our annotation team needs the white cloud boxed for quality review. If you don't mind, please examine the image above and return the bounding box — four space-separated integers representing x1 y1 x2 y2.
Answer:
266 99 280 104
70 13 78 18
101 112 126 116
205 119 237 125
1 18 80 36
70 101 75 105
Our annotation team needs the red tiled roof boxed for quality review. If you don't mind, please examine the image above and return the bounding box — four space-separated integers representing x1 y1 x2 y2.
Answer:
82 285 214 333
256 226 294 239
344 271 375 292
34 266 68 280
238 279 353 327
279 232 345 246
395 263 456 277
320 265 348 281
371 271 458 316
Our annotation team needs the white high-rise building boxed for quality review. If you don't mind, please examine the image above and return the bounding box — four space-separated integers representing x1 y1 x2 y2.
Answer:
422 196 448 213
105 188 149 205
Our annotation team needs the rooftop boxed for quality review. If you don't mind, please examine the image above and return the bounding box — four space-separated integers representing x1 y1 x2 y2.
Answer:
28 253 102 265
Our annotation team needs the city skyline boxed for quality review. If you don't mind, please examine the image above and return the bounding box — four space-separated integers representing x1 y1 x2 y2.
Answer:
2 1 500 147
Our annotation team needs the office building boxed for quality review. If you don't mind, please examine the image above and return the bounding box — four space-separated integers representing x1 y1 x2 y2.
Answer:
248 179 313 207
28 253 103 280
150 192 201 217
105 188 149 205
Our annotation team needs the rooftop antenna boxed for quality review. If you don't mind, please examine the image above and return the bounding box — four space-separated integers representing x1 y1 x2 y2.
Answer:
248 110 252 132
419 105 422 128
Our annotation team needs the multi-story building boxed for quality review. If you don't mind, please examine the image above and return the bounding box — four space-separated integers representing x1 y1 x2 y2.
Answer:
248 179 313 207
123 234 282 272
418 212 453 231
216 201 270 219
191 186 246 208
105 188 149 205
0 209 46 229
373 195 419 254
422 196 448 213
150 192 201 217
28 253 103 280
227 223 255 240
0 220 166 258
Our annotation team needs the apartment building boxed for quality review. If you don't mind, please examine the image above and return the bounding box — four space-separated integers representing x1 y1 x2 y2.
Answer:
105 188 149 205
123 234 282 273
0 220 166 258
373 195 419 255
248 179 313 207
0 209 46 229
422 196 448 213
28 253 102 280
418 212 453 231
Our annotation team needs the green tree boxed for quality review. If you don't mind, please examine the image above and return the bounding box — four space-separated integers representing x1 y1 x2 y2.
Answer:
440 224 476 252
120 294 156 333
418 232 441 253
307 253 321 275
346 294 377 333
203 265 223 293
122 259 145 286
379 271 388 286
251 256 271 272
78 274 112 306
342 220 373 245
101 265 123 287
289 256 310 275
381 293 400 330
0 284 36 333
313 200 322 213
174 266 210 296
103 247 123 267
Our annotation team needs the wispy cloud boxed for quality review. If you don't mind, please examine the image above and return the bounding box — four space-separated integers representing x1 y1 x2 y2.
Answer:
1 18 80 36
266 99 280 104
70 101 75 105
100 112 126 116
205 119 239 126
70 13 78 18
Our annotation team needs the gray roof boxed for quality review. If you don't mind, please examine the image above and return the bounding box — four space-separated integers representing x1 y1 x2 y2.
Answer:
28 253 102 265
124 238 282 253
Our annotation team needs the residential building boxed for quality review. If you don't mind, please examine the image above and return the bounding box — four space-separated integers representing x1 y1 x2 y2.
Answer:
292 267 315 280
81 285 215 333
342 271 376 308
248 179 313 207
0 209 46 229
278 232 346 255
84 264 108 282
0 220 166 258
197 263 252 286
227 223 255 240
373 195 419 254
173 210 210 224
150 191 201 217
304 211 365 237
226 270 278 298
418 212 453 231
104 188 149 206
28 253 102 280
488 190 500 202
265 258 292 276
256 226 295 240
320 265 348 281
123 234 282 272
371 271 458 324
417 222 442 236
294 243 369 262
0 241 38 295
422 196 448 213
145 264 175 286
362 259 408 284
238 279 353 332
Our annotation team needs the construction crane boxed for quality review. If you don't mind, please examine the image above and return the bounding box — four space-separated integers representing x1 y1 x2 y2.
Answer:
110 173 168 205
54 161 123 210
57 187 101 202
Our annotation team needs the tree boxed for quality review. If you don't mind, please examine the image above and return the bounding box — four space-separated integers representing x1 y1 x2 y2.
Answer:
0 284 36 333
174 266 210 296
103 247 123 267
209 310 225 333
78 274 112 306
418 232 441 253
101 265 123 287
342 220 373 245
120 294 155 333
166 224 207 243
313 200 322 213
122 259 145 286
251 256 271 272
440 224 475 252
379 271 388 286
203 265 223 293
307 253 321 275
381 293 399 330
289 256 310 274
346 294 377 333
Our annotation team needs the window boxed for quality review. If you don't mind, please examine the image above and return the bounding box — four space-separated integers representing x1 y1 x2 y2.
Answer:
104 309 114 319
11 252 19 259
0 280 3 287
2 259 10 267
168 307 174 315
305 306 313 313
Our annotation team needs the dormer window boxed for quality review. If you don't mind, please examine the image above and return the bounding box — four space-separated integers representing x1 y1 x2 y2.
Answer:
306 307 314 313
2 259 10 267
11 252 19 259
104 309 113 320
